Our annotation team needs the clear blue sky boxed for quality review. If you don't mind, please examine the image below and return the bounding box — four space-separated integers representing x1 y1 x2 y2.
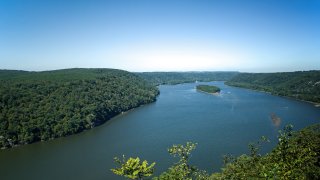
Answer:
1 0 319 72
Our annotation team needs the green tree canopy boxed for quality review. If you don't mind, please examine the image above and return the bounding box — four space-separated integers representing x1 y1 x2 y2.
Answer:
0 68 159 148
111 155 155 180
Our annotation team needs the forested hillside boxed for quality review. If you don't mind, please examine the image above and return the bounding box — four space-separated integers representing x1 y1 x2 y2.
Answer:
136 72 239 85
0 68 159 148
226 71 320 103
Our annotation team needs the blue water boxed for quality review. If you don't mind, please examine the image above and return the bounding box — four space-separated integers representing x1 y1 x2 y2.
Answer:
0 82 319 179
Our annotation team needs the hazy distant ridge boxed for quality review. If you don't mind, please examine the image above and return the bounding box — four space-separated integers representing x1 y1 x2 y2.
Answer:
136 71 239 85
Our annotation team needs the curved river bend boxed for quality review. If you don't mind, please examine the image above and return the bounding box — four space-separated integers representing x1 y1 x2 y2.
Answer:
1 82 319 179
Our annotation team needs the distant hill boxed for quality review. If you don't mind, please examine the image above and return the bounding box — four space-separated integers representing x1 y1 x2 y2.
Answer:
226 70 320 103
136 71 239 85
0 68 159 148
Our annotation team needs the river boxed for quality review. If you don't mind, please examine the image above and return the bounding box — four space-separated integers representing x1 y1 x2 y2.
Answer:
0 82 319 179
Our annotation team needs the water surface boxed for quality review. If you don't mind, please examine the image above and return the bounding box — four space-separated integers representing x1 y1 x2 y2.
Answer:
1 82 319 179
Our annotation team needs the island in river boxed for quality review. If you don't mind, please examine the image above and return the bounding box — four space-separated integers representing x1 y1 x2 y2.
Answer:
196 85 221 94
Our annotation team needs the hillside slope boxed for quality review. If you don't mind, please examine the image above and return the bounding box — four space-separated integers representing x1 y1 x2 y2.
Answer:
226 71 320 104
0 68 159 148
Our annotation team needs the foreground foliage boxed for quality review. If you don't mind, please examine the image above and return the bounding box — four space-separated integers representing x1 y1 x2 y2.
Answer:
112 124 320 179
0 68 159 148
226 70 320 103
212 124 320 179
154 142 209 180
111 155 155 180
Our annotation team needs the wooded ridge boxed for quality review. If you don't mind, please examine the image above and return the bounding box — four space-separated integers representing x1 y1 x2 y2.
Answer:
0 68 159 148
226 70 320 104
136 71 239 85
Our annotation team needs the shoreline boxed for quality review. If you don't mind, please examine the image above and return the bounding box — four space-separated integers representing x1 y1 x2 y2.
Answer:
0 98 159 150
225 83 320 107
196 89 220 95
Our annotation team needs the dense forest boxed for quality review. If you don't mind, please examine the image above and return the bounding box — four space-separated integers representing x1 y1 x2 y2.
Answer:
136 72 239 85
226 70 320 104
196 85 221 94
112 124 320 179
0 68 159 149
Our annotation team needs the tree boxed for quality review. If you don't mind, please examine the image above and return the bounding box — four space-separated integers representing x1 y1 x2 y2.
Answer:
155 142 209 180
111 155 155 180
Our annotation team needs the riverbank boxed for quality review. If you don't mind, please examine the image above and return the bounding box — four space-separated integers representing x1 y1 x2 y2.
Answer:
225 83 320 107
225 71 320 106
